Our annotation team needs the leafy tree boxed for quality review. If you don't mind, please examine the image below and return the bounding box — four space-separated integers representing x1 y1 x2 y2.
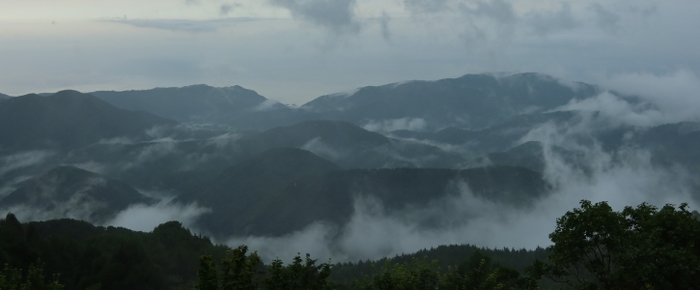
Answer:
529 200 700 290
355 257 440 290
0 261 64 290
220 246 262 290
195 255 218 290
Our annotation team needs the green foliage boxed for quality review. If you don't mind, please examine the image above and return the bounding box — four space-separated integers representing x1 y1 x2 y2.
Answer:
194 248 331 290
529 200 700 290
221 246 262 290
352 254 533 290
0 216 228 290
331 245 547 284
0 261 64 290
355 258 440 290
267 253 331 290
195 256 218 290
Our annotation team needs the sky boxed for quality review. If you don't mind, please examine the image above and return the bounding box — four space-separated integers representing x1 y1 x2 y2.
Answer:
1 0 699 105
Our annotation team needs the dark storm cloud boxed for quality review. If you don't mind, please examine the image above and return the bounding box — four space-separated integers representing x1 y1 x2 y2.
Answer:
268 0 360 34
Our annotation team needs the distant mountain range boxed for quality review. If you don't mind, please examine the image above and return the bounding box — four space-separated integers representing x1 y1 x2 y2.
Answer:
86 73 603 131
1 72 699 249
0 90 175 152
91 85 302 130
301 73 600 130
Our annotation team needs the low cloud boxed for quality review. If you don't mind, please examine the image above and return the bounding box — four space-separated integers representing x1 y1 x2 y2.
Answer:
0 177 111 223
0 151 55 177
363 118 427 133
553 92 662 127
107 197 212 232
301 137 343 161
225 108 700 263
253 99 282 111
601 70 700 124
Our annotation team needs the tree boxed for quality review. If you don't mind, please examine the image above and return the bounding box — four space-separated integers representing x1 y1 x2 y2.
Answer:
529 200 700 290
0 261 64 290
220 245 262 290
195 255 218 290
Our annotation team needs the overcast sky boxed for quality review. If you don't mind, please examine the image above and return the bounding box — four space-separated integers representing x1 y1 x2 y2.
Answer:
1 0 698 105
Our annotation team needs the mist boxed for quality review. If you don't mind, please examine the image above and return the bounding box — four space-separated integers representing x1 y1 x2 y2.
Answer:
106 196 211 232
222 88 700 263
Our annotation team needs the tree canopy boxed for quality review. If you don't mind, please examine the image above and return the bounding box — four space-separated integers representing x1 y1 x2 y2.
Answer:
529 200 700 290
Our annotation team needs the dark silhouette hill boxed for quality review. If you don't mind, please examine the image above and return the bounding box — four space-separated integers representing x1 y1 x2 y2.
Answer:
91 85 303 130
176 147 341 236
0 166 153 223
187 162 550 237
0 90 176 151
301 73 600 130
240 120 465 168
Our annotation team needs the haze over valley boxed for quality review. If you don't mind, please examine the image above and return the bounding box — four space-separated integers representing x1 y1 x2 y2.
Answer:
1 72 699 263
2 2 700 288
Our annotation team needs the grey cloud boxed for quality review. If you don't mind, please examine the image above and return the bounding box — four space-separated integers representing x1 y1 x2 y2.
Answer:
0 151 55 177
468 0 517 24
107 197 211 232
600 70 700 124
301 137 343 161
268 0 360 34
380 11 391 41
404 0 449 14
363 118 427 133
519 116 699 210
526 2 579 35
101 17 256 33
459 0 518 41
220 3 242 16
0 177 112 223
225 96 700 262
590 3 620 33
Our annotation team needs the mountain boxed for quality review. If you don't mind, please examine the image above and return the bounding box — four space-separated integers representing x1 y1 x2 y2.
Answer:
301 73 601 130
240 120 465 168
176 147 342 236
187 162 549 237
91 85 302 130
390 111 577 155
0 93 9 100
0 90 177 151
0 166 153 223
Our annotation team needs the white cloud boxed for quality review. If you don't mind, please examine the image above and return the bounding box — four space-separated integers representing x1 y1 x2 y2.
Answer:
0 151 55 177
253 99 282 111
363 118 427 133
601 70 700 124
107 197 212 232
